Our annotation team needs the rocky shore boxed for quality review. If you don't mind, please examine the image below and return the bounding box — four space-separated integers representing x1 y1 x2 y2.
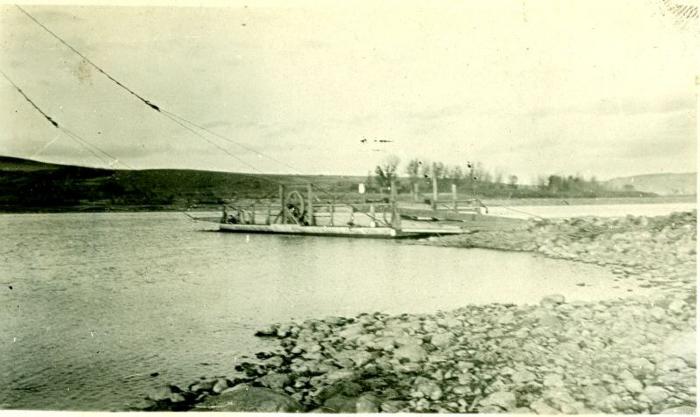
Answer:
144 211 696 413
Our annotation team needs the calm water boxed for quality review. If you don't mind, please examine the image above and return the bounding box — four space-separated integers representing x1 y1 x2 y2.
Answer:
488 202 696 219
0 212 647 410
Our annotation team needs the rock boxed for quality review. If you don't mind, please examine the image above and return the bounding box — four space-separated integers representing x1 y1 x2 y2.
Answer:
430 332 453 348
356 393 381 413
257 372 291 390
623 378 644 393
642 386 670 403
537 313 563 329
663 331 696 367
480 391 517 411
540 294 566 308
529 398 560 414
189 379 216 393
667 299 687 314
649 306 666 320
337 323 365 339
380 400 407 413
323 395 358 413
335 349 373 368
543 373 565 387
511 369 536 384
212 378 230 394
255 325 278 337
627 357 655 377
413 377 443 401
543 387 576 410
582 385 608 405
479 404 506 413
497 312 516 324
147 385 174 402
659 357 688 372
316 380 363 403
393 344 427 363
196 386 302 412
324 369 355 383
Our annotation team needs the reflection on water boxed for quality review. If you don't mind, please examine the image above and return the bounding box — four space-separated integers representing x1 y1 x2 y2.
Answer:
0 212 645 410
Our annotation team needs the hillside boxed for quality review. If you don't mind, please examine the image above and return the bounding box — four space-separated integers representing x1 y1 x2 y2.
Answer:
605 173 696 196
0 156 369 211
0 156 664 212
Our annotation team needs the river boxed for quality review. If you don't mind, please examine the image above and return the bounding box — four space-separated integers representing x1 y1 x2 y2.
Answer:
0 209 671 410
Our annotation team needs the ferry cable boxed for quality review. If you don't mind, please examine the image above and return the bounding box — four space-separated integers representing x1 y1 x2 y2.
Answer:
14 5 315 182
15 5 160 113
0 68 59 128
1 68 130 168
15 4 379 213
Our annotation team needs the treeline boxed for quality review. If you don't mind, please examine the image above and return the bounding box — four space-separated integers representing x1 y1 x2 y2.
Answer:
369 156 653 198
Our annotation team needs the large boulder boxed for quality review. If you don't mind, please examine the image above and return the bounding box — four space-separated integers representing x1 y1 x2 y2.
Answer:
480 391 517 411
393 344 427 363
195 386 302 412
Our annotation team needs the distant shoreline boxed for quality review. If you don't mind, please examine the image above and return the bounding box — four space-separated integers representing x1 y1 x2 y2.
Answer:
0 195 694 214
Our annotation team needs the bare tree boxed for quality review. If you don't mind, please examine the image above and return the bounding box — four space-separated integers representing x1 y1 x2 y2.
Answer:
448 165 464 181
405 158 422 181
374 155 401 190
508 174 519 189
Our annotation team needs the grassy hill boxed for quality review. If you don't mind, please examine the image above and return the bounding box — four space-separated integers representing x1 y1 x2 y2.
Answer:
0 156 368 212
605 173 696 196
0 156 666 212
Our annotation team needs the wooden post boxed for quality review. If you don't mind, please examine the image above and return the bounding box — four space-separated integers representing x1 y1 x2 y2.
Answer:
390 178 401 230
266 202 271 225
307 183 315 226
413 182 419 202
470 166 476 198
431 162 438 210
452 183 458 212
329 198 335 226
251 202 256 224
279 184 287 224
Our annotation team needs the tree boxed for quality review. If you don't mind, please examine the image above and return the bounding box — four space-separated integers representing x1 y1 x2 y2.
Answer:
494 171 504 185
405 158 422 185
374 155 401 190
448 165 464 182
508 175 519 189
432 162 447 179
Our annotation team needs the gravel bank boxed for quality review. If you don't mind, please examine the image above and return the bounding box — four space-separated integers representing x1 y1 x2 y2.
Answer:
144 211 696 413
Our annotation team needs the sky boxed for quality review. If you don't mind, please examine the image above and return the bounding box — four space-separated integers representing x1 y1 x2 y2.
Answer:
0 0 697 182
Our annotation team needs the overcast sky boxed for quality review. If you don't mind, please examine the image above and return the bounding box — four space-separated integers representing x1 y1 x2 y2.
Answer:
0 0 696 181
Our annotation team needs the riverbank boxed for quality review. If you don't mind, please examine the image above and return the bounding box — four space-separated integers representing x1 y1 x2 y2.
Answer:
143 211 696 413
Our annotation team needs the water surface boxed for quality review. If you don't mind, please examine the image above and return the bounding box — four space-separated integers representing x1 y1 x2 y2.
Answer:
0 212 644 410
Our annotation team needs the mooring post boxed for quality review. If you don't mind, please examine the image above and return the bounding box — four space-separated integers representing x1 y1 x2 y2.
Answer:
452 183 458 212
413 182 419 202
431 162 438 210
307 183 315 226
279 184 287 224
